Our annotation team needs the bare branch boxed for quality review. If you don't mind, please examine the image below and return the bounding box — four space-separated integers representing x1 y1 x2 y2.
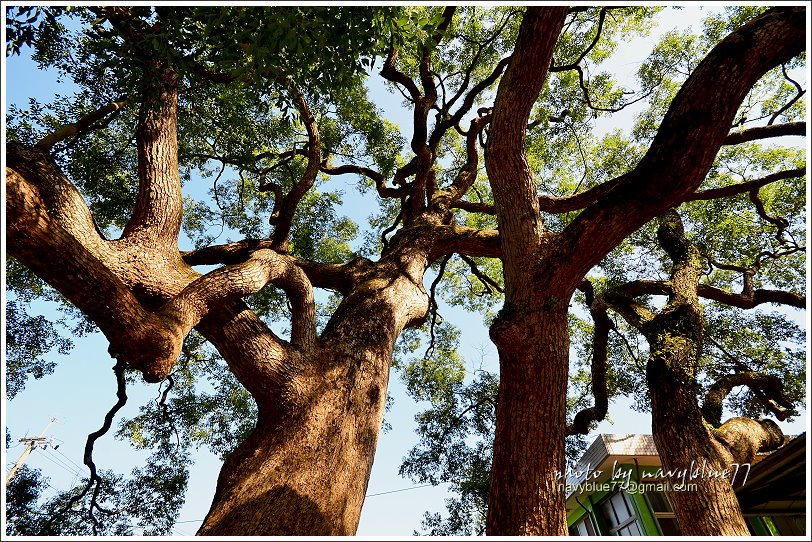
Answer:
686 167 805 202
48 361 128 534
568 280 610 435
320 162 405 199
768 63 805 125
432 114 490 211
430 56 510 149
35 97 132 151
270 77 321 249
724 121 805 145
702 370 795 427
459 254 504 294
697 283 805 309
380 48 421 101
424 255 451 358
551 8 608 72
454 176 624 215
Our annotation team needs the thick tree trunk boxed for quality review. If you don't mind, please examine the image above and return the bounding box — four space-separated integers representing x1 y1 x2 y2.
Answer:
198 349 390 535
486 306 569 535
646 325 751 536
197 255 429 535
483 7 570 535
641 212 769 536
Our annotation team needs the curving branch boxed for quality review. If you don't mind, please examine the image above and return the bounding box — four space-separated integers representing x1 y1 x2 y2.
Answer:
768 63 805 125
181 239 375 295
424 254 451 358
432 114 490 211
568 280 610 435
269 77 321 249
702 371 795 427
319 162 405 199
550 7 608 72
748 186 791 245
697 283 804 309
47 361 128 534
380 48 421 101
442 8 517 115
712 417 785 465
165 249 317 351
430 56 511 149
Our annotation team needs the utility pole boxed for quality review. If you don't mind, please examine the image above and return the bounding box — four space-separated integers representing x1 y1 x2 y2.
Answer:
5 417 58 484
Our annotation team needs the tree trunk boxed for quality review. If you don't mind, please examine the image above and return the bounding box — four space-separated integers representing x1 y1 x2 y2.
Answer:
646 324 751 536
486 306 569 535
642 213 750 536
198 348 391 535
197 255 429 535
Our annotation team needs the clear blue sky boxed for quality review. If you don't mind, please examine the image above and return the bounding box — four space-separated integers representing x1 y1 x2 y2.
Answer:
3 5 807 537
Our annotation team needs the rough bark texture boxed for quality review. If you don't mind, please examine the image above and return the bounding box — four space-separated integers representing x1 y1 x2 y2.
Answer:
5 5 805 537
484 6 570 536
482 7 803 535
606 212 790 536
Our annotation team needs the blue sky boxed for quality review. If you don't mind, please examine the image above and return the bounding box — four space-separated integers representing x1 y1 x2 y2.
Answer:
3 5 808 537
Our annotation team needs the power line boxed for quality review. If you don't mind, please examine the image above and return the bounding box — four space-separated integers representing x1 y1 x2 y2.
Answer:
39 448 83 480
365 481 449 497
173 481 450 527
53 447 86 473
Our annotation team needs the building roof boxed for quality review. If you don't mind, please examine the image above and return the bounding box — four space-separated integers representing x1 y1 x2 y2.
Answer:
567 434 659 488
735 433 806 515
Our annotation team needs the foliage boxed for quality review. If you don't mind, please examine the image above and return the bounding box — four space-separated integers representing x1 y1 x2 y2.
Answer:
5 4 806 536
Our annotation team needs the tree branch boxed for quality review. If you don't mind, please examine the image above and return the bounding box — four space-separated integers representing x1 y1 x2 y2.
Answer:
768 63 805 125
459 254 504 294
164 249 317 351
428 224 502 261
430 56 510 149
432 114 489 211
35 97 132 151
270 77 321 249
723 121 805 145
568 280 610 435
380 48 421 101
696 284 804 309
702 371 795 427
319 162 405 199
686 167 805 202
712 417 784 465
550 7 805 293
550 8 608 72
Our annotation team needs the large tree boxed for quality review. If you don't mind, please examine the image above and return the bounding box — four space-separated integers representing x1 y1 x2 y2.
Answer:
596 210 802 535
5 4 806 536
480 5 804 535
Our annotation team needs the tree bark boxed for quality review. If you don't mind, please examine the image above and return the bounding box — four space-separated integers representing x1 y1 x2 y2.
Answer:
197 348 392 536
484 7 570 535
612 212 788 536
487 306 569 535
483 7 803 535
